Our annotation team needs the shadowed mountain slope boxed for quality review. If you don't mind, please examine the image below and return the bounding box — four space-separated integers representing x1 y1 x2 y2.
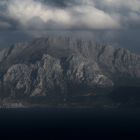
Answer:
0 36 139 106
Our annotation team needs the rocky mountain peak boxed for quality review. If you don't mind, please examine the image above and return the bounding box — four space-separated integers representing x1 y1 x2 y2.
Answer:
0 36 139 102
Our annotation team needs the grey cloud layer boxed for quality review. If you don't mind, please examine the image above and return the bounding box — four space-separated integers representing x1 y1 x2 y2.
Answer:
5 0 120 30
0 0 140 53
0 0 129 29
0 0 140 30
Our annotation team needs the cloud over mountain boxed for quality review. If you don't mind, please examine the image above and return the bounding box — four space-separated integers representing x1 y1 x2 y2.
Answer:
5 0 120 30
0 21 11 29
0 0 139 30
0 0 140 52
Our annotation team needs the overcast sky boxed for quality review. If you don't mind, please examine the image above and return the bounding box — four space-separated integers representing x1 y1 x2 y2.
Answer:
0 0 140 53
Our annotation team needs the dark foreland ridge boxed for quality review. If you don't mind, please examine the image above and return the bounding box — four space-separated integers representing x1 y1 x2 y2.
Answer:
0 36 140 108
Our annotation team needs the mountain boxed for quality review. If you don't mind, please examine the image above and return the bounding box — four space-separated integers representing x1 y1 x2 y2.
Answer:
0 36 140 107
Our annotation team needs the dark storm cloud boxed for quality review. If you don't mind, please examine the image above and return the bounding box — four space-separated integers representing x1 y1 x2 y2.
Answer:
0 0 140 30
0 0 140 53
2 0 120 30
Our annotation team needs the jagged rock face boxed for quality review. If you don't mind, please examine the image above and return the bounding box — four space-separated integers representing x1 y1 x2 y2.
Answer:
63 55 113 88
4 64 33 97
98 46 140 77
31 54 65 97
0 36 140 99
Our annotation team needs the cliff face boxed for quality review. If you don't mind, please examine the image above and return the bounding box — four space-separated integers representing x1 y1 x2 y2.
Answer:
0 37 140 101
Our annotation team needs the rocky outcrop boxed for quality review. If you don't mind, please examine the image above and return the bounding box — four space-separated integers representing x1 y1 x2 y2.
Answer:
0 36 140 101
